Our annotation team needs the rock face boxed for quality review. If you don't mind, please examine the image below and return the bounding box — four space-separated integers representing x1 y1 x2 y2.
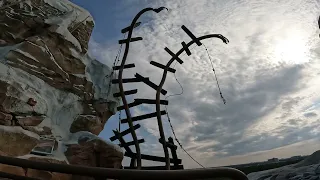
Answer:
65 135 123 169
0 0 122 179
248 150 320 180
0 126 39 156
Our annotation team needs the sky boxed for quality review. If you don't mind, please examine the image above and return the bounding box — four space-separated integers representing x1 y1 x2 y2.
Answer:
70 0 320 168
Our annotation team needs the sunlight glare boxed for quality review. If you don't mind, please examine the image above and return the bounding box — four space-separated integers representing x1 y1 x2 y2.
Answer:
273 31 309 65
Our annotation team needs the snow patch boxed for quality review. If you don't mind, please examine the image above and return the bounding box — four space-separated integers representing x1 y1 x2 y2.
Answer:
0 63 82 141
14 49 39 62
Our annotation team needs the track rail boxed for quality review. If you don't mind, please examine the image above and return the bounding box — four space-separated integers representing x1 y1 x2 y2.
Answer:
0 155 248 180
155 27 229 169
0 4 249 180
114 7 168 169
113 7 231 172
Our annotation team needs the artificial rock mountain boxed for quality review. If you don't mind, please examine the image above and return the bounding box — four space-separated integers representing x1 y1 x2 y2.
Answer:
0 0 122 179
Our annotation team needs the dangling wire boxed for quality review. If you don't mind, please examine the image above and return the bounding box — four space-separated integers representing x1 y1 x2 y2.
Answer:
118 110 121 132
105 33 126 101
203 43 226 104
162 48 206 168
164 62 206 168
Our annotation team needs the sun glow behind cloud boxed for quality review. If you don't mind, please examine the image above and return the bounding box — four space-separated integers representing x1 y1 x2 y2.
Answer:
273 30 310 65
80 0 320 168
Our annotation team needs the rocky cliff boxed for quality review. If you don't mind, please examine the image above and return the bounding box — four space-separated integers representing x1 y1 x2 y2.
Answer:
0 0 122 179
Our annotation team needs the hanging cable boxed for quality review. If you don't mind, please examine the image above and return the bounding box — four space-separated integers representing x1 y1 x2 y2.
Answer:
164 76 206 168
164 52 206 168
118 111 121 132
105 33 126 100
203 43 226 104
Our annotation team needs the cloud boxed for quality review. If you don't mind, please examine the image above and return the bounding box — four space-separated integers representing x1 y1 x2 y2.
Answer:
304 112 317 118
85 0 320 168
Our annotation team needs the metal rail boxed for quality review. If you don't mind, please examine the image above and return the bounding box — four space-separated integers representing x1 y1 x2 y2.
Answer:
116 7 168 169
156 30 229 169
0 155 248 180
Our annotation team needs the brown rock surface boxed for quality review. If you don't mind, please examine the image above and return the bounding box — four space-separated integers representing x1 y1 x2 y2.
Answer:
0 151 26 178
65 138 123 180
23 126 53 136
65 138 123 168
0 112 13 126
0 153 72 180
0 126 39 156
70 115 104 135
0 1 121 179
16 115 46 127
26 157 72 180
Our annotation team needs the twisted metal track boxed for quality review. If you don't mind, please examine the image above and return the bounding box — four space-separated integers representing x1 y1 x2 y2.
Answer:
155 30 229 169
114 7 231 172
0 4 249 179
115 7 168 169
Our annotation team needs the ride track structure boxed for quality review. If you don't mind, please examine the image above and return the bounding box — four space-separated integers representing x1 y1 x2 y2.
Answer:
111 6 230 171
0 6 249 180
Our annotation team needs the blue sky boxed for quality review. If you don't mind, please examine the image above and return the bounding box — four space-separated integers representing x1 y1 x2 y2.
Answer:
70 0 320 168
69 0 147 141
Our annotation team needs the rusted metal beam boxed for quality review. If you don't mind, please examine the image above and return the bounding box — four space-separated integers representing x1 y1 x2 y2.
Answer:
181 41 191 56
119 139 145 147
135 73 167 95
113 130 133 154
168 137 180 168
117 101 142 111
121 22 141 33
0 155 248 180
117 7 170 169
158 138 177 150
181 25 202 46
119 37 143 44
164 47 184 64
121 111 167 124
150 61 176 73
155 26 229 170
113 89 138 97
130 158 136 169
112 77 147 84
124 152 182 164
135 98 168 105
113 63 135 70
110 124 141 141
117 99 168 111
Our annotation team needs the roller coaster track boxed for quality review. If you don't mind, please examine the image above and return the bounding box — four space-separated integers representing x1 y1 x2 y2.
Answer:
0 5 248 180
111 6 231 171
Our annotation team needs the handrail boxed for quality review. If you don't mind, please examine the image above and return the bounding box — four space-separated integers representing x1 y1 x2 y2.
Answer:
0 155 248 180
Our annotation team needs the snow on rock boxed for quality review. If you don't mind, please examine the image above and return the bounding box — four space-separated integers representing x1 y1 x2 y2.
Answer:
248 150 320 180
0 0 122 179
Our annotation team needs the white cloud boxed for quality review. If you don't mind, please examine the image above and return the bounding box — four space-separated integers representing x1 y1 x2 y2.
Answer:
89 0 320 168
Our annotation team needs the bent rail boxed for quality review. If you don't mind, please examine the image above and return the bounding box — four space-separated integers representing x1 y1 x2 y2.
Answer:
116 7 168 169
155 29 229 169
0 155 248 180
